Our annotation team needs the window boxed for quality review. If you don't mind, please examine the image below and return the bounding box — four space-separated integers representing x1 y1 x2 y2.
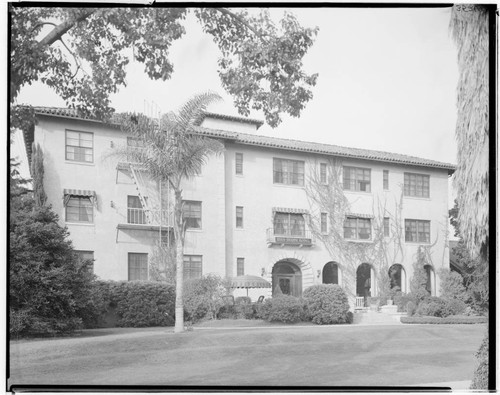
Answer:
66 197 93 223
235 153 243 175
183 201 202 229
321 213 328 234
75 250 94 273
383 217 390 237
383 170 389 190
404 173 430 198
344 217 372 240
273 213 305 236
273 158 305 186
66 130 93 162
128 253 148 281
343 166 371 192
320 163 327 184
184 255 202 279
237 258 245 276
236 206 244 228
127 196 147 224
405 219 430 243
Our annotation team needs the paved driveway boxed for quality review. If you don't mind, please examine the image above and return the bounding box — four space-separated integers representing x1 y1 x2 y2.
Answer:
9 323 485 388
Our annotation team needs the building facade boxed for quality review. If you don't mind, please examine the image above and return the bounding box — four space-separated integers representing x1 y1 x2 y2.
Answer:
24 107 455 307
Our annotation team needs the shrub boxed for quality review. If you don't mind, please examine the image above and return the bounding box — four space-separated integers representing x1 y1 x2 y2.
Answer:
439 269 469 303
393 292 417 313
406 301 417 317
113 281 175 327
470 332 489 389
235 296 251 304
184 274 226 322
442 298 467 317
415 296 466 318
258 295 305 323
235 303 256 319
302 284 351 325
10 201 95 337
415 296 446 317
400 316 487 324
82 280 175 328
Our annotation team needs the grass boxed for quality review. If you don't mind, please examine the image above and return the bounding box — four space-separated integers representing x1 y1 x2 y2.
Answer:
9 323 485 388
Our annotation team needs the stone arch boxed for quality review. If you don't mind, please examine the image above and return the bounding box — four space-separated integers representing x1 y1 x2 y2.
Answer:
424 264 436 296
272 260 302 297
322 261 340 285
356 262 376 300
388 263 407 293
262 253 314 297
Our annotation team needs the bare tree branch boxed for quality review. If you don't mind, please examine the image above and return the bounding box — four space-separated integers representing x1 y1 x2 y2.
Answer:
31 21 57 33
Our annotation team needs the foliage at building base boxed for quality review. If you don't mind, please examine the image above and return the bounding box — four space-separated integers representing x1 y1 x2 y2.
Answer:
10 166 95 337
469 331 489 390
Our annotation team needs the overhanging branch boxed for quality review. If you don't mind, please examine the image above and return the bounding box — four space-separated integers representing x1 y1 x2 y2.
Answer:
212 8 269 42
38 9 96 47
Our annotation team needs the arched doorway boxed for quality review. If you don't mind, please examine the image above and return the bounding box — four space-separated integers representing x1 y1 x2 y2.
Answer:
424 264 435 296
322 261 339 285
272 260 302 297
356 263 373 302
388 264 406 292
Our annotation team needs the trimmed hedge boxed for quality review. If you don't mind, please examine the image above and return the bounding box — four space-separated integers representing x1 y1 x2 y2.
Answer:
400 316 487 324
84 280 175 328
303 284 351 325
257 295 306 323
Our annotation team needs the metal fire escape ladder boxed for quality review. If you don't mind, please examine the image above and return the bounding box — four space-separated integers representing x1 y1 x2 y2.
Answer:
129 164 153 224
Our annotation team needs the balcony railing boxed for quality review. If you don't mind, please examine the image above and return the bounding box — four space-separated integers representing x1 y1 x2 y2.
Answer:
266 228 314 247
126 208 172 227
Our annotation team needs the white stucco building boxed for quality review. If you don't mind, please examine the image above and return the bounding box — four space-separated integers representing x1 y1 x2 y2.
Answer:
23 107 455 306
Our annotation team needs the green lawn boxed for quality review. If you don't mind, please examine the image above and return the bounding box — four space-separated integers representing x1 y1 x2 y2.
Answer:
9 323 485 387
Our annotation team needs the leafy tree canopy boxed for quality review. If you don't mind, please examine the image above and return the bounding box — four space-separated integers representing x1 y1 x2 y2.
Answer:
10 6 319 128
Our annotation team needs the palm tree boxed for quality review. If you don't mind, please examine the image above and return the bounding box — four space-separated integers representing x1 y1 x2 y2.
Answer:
116 92 224 333
449 5 489 261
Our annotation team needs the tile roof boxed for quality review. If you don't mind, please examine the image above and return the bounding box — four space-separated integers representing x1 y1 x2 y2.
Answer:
31 106 456 173
198 111 264 129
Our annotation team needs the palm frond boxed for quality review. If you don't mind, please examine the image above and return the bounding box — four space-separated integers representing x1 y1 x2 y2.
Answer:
173 91 222 132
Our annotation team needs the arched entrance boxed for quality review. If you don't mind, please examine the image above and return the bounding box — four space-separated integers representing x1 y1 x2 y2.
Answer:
424 264 435 296
322 261 339 285
388 264 406 292
356 263 374 302
272 260 302 297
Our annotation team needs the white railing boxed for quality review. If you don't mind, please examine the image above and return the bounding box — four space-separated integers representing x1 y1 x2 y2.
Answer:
355 296 365 309
266 228 314 246
127 208 172 227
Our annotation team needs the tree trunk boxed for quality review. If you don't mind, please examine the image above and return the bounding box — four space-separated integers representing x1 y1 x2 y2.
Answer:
173 189 184 333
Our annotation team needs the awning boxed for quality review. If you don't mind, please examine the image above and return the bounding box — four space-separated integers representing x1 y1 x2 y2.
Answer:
63 189 97 208
272 207 309 215
346 213 374 219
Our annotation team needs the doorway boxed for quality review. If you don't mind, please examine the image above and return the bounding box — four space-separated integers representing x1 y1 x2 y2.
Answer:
272 260 302 297
322 261 339 285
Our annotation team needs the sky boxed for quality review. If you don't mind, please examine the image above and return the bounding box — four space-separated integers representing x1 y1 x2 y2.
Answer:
13 6 459 199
